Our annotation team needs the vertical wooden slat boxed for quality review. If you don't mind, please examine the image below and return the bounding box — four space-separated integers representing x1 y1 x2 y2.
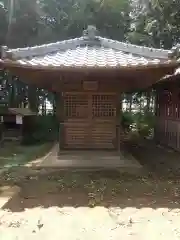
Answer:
63 92 89 148
177 122 180 149
58 92 64 152
91 93 116 149
116 93 121 151
63 92 117 149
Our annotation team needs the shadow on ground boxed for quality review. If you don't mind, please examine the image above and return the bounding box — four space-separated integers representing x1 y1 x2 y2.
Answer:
0 167 180 212
1 140 180 212
125 139 180 176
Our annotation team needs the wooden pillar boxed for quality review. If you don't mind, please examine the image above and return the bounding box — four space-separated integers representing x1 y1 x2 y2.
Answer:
154 89 158 141
116 93 121 152
56 92 64 153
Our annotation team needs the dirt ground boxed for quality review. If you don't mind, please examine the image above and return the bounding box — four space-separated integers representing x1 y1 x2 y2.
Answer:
125 139 180 177
1 141 180 239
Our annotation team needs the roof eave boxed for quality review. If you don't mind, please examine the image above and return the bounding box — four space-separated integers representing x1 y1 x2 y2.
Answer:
0 59 179 72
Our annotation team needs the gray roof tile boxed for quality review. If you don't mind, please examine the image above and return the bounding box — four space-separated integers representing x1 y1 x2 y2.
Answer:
15 46 164 68
1 26 174 68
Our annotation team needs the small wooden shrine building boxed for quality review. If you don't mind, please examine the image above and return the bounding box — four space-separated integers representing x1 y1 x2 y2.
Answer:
0 26 179 150
0 107 36 142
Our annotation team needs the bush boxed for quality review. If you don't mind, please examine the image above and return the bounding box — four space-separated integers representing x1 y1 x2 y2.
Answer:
134 111 155 138
22 115 59 145
121 111 134 132
121 110 155 138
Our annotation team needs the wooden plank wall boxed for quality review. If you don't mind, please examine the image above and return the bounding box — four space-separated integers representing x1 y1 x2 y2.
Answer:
155 118 180 150
155 83 180 151
57 79 122 150
60 79 121 93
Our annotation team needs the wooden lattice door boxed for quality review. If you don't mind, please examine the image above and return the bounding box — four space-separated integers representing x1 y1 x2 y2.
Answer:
91 94 117 149
63 92 117 149
63 92 89 148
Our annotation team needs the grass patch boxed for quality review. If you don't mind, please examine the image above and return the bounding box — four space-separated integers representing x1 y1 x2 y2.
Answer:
0 142 53 168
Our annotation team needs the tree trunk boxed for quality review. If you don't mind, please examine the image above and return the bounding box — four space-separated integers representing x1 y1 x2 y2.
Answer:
28 86 38 112
146 90 151 112
129 94 132 112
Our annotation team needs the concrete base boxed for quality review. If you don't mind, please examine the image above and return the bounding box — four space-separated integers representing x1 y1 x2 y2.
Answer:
34 145 142 172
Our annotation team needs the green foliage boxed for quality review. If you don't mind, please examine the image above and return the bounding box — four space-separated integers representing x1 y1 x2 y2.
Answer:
121 111 134 132
6 0 47 47
39 0 132 42
130 0 180 48
0 142 53 168
0 122 3 141
2 0 180 50
122 109 155 138
23 115 59 145
0 1 8 47
0 0 133 48
134 111 155 137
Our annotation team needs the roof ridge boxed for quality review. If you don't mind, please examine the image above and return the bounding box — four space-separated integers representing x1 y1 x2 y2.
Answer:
98 37 170 59
1 35 171 61
1 37 85 60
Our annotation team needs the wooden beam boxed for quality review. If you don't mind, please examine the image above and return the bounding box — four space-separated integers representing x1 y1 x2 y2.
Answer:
3 64 178 93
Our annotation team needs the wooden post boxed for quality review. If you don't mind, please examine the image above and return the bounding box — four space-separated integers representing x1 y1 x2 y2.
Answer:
56 92 64 153
154 90 158 141
116 93 121 152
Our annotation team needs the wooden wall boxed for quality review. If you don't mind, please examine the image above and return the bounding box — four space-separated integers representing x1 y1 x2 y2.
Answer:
57 79 122 150
53 78 122 93
155 82 180 150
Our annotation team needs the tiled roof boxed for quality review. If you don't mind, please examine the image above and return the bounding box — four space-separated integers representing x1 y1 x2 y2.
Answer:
8 108 36 116
161 67 180 81
0 108 36 116
0 26 177 69
175 67 180 75
16 46 167 68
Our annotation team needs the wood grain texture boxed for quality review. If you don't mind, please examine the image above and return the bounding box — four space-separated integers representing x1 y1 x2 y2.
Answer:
62 92 117 149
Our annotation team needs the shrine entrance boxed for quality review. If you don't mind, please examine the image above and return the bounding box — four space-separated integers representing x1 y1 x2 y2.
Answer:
62 92 117 149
